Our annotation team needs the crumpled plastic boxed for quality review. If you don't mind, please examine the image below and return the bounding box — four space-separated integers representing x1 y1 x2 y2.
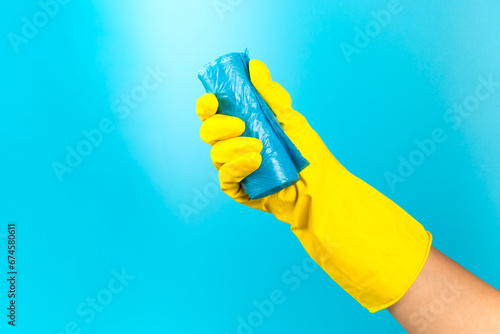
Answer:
198 51 309 199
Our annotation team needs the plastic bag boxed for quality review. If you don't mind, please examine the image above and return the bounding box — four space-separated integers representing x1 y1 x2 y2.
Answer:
198 51 309 199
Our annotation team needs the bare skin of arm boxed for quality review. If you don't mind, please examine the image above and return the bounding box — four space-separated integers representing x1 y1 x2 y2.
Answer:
387 246 500 333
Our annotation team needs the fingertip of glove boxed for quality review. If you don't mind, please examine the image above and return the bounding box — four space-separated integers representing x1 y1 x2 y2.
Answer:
246 151 262 169
249 59 271 87
247 137 264 154
199 115 246 145
196 93 218 121
218 151 262 185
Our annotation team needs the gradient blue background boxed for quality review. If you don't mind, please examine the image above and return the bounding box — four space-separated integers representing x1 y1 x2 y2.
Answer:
1 0 500 333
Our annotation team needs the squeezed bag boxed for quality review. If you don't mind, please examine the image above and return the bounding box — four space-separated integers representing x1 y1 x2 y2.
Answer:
198 51 309 199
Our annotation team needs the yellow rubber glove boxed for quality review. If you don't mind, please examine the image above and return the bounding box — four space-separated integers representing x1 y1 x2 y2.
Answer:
196 59 432 312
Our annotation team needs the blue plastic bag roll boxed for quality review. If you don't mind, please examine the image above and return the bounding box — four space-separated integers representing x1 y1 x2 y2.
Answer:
198 51 309 200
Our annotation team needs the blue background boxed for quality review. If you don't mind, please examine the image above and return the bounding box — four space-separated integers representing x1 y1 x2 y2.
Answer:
1 0 500 333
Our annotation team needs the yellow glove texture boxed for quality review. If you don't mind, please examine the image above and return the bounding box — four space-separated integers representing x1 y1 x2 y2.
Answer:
196 59 432 312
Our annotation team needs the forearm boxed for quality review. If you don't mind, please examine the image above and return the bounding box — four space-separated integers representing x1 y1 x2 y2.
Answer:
388 246 500 333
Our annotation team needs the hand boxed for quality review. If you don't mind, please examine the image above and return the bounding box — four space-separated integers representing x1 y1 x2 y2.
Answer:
196 59 432 312
196 59 345 221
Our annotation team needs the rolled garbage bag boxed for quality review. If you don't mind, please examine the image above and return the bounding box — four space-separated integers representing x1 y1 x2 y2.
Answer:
198 51 309 200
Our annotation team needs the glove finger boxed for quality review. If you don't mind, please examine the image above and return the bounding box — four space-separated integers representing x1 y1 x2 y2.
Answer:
211 137 263 170
196 93 218 121
219 152 262 196
200 114 245 146
249 59 308 133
